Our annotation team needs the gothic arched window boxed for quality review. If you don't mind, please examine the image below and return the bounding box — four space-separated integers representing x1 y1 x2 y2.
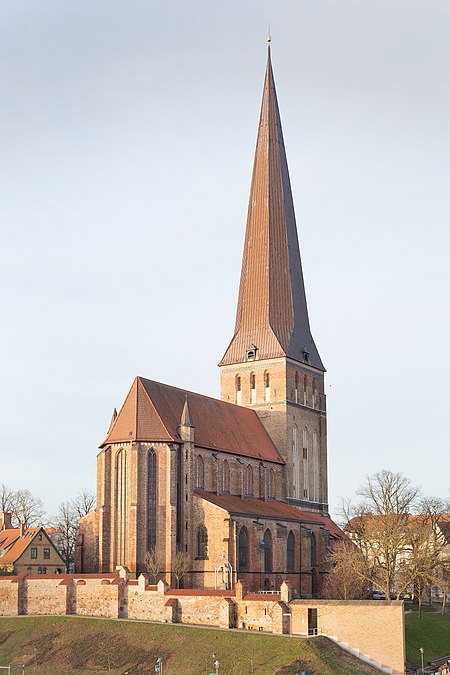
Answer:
264 371 270 402
147 450 157 551
196 525 208 559
310 532 317 567
223 460 230 493
303 375 307 406
287 531 295 573
263 529 273 573
268 468 275 499
250 372 256 404
246 465 253 496
114 448 127 566
236 375 242 405
259 464 265 499
196 455 204 489
238 526 249 571
295 371 299 403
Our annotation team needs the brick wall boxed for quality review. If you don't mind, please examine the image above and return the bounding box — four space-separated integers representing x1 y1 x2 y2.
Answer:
290 599 405 674
0 577 19 615
0 573 405 673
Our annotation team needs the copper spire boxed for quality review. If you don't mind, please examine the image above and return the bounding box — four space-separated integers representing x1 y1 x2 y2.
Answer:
220 48 324 371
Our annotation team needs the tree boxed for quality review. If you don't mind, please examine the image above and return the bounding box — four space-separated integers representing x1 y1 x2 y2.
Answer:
171 550 189 588
72 489 95 520
343 470 420 597
145 548 162 583
50 489 95 573
53 501 77 573
0 485 46 528
322 540 369 600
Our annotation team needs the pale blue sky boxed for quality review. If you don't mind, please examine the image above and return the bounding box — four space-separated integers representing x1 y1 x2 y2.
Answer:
1 0 449 517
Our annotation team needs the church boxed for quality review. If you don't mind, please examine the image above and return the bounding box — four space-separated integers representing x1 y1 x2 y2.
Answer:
77 47 342 597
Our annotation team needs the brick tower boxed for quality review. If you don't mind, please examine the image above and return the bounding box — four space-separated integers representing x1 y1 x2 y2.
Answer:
219 47 328 512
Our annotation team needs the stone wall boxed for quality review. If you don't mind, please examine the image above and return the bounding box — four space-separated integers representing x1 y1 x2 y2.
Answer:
0 575 405 674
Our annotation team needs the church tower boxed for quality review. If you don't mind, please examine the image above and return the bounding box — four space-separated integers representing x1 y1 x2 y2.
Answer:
219 47 328 512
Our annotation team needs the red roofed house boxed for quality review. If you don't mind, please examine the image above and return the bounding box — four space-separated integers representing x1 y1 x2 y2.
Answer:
76 47 343 596
0 513 65 576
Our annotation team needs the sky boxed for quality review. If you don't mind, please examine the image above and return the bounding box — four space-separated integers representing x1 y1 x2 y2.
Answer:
1 0 449 519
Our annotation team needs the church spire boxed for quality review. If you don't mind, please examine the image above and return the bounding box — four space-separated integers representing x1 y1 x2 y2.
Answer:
220 48 324 371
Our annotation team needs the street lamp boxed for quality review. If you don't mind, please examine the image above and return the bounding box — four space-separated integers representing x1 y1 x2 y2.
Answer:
419 646 424 674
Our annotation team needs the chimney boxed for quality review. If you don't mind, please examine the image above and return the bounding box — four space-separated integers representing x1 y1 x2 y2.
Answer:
19 522 24 536
0 512 12 530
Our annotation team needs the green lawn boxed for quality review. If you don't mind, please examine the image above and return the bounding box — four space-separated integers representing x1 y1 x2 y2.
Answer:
405 606 450 666
0 616 380 675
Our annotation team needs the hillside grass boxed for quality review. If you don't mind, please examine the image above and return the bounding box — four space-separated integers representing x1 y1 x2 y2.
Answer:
405 605 450 666
0 616 381 675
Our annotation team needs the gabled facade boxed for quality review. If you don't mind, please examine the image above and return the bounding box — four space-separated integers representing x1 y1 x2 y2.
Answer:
77 48 340 596
0 514 65 576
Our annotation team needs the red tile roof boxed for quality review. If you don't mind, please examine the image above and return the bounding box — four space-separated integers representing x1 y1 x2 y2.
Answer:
101 377 284 464
195 491 343 539
0 528 40 563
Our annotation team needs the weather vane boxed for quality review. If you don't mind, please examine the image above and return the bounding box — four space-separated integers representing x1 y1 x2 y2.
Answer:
268 25 272 44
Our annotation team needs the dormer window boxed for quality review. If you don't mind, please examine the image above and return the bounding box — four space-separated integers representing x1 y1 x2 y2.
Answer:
302 347 310 363
246 344 257 361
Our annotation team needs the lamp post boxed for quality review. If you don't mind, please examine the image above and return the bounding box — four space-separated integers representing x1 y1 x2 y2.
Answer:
419 646 424 674
155 657 163 675
212 653 220 675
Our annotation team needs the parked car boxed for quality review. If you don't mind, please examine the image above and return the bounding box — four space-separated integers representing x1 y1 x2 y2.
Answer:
372 590 387 600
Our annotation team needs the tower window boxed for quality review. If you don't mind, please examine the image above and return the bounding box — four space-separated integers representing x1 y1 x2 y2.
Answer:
312 379 316 409
236 375 242 405
264 372 270 402
302 348 310 363
295 371 299 403
250 373 256 404
303 375 307 406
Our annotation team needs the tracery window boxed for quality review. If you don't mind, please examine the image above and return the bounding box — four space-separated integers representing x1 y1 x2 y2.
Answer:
264 371 270 402
263 529 273 573
115 448 127 566
197 525 208 559
195 454 204 489
246 465 253 496
147 450 157 551
223 460 230 493
287 531 295 573
310 532 317 567
238 526 249 571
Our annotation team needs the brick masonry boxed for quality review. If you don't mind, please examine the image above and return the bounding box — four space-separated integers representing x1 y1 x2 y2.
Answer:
0 574 405 673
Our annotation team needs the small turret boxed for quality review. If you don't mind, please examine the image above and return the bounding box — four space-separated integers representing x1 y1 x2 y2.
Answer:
178 395 195 443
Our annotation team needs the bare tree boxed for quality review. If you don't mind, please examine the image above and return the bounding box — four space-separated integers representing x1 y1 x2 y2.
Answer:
72 489 95 520
49 489 95 573
343 470 420 597
171 551 189 588
0 484 15 513
145 548 163 583
8 489 46 528
322 540 369 600
52 501 77 573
